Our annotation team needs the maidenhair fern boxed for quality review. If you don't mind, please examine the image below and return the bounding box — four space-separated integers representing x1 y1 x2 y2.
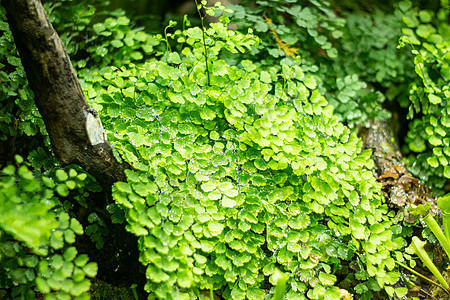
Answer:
226 0 414 129
0 7 46 142
0 156 97 299
81 7 406 299
399 0 450 191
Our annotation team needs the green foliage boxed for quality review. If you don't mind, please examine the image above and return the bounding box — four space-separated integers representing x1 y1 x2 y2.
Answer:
85 213 109 249
80 8 405 298
399 0 450 191
4 0 449 299
43 1 167 109
46 1 162 71
0 6 46 144
226 0 414 128
0 157 97 299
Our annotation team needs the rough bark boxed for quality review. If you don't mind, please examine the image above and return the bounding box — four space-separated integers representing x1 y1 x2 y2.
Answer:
359 120 438 218
2 0 127 189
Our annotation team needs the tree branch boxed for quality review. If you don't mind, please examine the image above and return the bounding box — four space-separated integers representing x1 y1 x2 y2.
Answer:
2 0 127 189
359 120 438 217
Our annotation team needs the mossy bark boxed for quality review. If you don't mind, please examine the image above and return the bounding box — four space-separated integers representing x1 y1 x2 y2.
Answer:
359 120 438 216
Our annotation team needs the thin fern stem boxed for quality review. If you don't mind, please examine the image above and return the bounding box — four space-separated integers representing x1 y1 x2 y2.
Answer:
194 0 211 86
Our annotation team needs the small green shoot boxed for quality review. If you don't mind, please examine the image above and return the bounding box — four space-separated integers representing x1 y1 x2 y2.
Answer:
270 268 288 300
438 194 450 240
411 236 450 291
131 283 138 300
404 199 450 294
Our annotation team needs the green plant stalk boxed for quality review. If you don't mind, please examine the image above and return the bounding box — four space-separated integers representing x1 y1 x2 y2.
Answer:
395 260 448 293
130 284 138 300
270 269 288 300
194 0 211 86
437 194 450 241
164 26 172 53
422 213 450 259
411 236 450 291
443 211 450 242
